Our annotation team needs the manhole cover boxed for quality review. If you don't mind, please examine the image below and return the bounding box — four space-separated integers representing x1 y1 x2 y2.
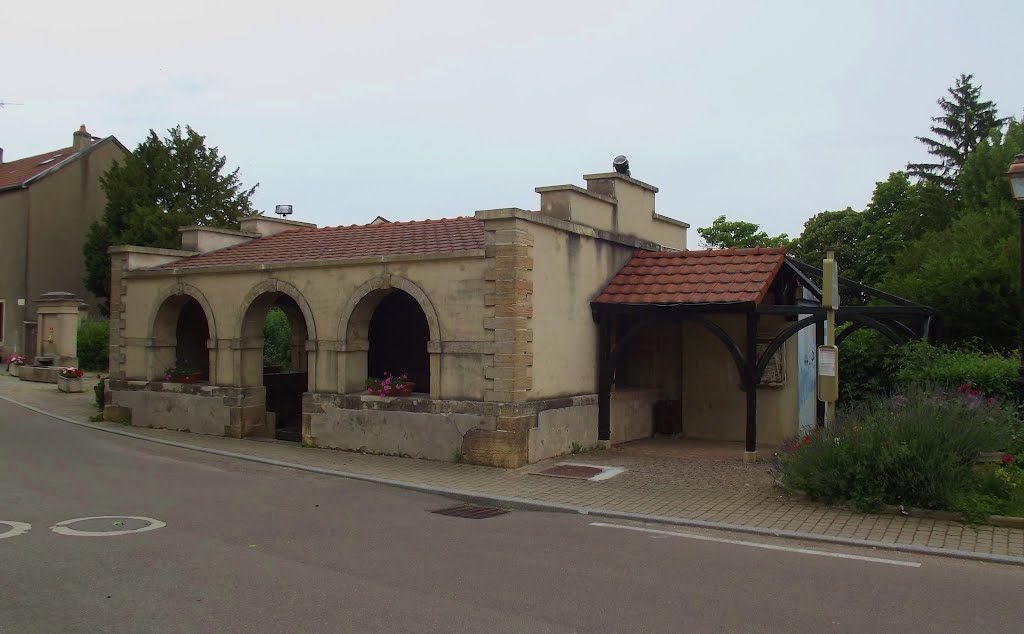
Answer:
532 463 626 481
50 516 166 537
431 504 509 519
537 464 605 479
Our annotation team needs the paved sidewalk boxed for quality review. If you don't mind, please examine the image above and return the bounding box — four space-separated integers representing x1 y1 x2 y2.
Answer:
2 373 1023 563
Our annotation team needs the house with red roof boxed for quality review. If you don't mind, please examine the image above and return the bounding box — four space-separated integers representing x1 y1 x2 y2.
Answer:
0 125 129 356
102 165 832 467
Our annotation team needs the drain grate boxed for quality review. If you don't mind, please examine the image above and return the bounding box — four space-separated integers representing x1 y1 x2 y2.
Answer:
536 464 605 479
431 504 509 519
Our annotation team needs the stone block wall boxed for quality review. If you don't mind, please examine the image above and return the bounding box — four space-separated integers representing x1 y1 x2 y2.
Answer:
105 380 266 438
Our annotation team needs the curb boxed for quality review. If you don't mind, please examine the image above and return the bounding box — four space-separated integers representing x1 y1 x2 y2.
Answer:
3 393 1023 568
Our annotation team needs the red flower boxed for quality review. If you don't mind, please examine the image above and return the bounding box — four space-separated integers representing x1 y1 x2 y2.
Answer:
803 434 811 445
1003 455 1015 465
96 374 102 379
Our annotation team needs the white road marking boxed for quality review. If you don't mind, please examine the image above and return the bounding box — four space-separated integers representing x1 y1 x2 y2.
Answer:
50 516 166 537
0 521 32 540
590 522 922 568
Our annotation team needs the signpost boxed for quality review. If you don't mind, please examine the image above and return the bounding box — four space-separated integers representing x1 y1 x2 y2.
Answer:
819 251 840 427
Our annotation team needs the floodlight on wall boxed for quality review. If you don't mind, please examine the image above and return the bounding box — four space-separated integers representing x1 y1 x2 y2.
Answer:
274 204 293 218
613 155 630 176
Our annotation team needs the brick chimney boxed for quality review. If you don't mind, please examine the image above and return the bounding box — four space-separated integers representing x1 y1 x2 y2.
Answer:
72 124 93 152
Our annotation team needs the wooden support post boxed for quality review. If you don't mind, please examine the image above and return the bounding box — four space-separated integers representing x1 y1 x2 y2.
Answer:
744 311 758 459
597 312 612 441
815 318 826 427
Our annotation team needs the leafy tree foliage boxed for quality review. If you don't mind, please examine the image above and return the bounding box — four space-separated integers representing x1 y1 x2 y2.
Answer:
906 73 1007 190
697 215 791 249
84 126 260 310
263 307 292 371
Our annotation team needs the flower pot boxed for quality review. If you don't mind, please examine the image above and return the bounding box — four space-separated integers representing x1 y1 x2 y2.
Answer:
8 364 20 378
390 382 415 397
57 376 84 393
169 372 203 384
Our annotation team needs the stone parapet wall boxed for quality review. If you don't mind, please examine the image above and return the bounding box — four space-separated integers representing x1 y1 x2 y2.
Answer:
105 380 266 438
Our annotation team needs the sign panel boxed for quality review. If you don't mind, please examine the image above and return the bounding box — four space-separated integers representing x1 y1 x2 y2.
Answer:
817 345 839 402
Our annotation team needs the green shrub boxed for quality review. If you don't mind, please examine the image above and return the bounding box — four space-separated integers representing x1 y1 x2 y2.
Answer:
892 340 1017 401
777 388 1016 512
262 307 292 371
77 320 110 371
837 328 898 405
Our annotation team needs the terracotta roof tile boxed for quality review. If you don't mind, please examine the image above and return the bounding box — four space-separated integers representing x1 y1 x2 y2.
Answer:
156 216 486 270
0 146 76 191
595 247 787 305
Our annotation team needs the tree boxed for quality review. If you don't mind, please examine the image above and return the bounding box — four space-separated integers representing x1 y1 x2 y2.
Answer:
906 73 1008 190
789 207 872 281
883 117 1024 349
84 126 260 310
697 215 791 249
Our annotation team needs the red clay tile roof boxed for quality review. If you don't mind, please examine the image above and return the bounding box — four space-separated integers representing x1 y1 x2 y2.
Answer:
595 247 788 305
157 216 487 269
0 146 76 191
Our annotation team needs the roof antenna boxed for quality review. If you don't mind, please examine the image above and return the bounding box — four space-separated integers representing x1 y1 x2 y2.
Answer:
613 155 630 176
274 204 293 218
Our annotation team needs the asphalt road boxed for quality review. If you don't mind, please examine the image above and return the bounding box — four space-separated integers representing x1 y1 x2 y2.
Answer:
1 399 1022 633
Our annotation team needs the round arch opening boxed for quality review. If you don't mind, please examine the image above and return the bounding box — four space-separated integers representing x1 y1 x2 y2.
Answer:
239 291 313 442
152 295 211 381
363 290 430 394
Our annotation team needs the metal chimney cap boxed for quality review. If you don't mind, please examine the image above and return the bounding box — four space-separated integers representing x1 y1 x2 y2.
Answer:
613 155 630 176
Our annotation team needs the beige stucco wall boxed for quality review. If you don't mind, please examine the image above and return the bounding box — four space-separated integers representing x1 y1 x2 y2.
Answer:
26 141 125 315
119 254 492 399
0 141 125 353
680 315 799 448
0 189 29 352
528 222 636 399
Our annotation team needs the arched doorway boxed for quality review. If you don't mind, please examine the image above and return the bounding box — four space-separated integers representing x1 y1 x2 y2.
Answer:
151 294 211 381
366 290 430 392
239 291 313 442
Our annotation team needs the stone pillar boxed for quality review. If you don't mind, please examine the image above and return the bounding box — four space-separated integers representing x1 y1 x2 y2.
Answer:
34 292 87 367
463 220 535 468
108 251 130 378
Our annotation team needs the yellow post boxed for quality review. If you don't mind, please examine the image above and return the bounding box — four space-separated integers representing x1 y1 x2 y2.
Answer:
820 250 840 428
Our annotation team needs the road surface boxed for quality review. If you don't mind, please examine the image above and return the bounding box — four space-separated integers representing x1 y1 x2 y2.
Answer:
1 399 1021 633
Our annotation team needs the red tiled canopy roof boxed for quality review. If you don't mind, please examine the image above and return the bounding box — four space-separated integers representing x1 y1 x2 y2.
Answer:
157 216 486 269
0 146 76 191
595 247 788 305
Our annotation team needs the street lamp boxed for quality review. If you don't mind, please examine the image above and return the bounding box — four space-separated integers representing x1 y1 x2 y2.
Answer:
1007 153 1024 406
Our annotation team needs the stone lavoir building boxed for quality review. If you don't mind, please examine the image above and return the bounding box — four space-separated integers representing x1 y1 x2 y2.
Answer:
105 166 814 467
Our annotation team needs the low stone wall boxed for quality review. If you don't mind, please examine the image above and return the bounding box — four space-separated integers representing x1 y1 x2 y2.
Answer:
306 393 605 467
610 388 657 445
17 365 62 384
105 380 267 438
529 398 599 463
304 393 496 462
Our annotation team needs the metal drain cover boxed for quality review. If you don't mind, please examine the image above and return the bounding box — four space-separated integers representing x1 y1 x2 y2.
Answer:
431 504 509 519
532 462 626 481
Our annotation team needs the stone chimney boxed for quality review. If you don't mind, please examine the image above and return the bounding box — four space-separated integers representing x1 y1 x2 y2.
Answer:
72 124 93 152
0 147 4 164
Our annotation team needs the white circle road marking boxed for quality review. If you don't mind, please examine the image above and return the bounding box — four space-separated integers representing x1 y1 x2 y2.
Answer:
0 521 32 540
50 516 166 537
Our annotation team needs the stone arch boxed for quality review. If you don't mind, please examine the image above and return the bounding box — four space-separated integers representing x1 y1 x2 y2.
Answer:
235 279 318 341
148 283 218 343
146 283 218 382
337 274 441 398
235 279 318 391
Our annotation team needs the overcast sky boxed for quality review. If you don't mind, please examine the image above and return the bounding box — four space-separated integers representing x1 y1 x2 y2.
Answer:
3 0 1023 248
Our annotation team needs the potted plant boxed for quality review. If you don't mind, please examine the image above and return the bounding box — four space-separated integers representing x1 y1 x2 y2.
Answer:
4 354 26 378
366 372 415 397
163 360 203 384
58 367 85 393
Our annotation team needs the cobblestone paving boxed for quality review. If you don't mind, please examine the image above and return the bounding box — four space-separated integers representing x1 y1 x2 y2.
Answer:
2 373 1022 559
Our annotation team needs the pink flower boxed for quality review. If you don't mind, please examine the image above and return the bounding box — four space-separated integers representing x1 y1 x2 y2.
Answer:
802 434 811 445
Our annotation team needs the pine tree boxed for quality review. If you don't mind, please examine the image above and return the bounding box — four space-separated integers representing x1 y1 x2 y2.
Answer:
906 73 1008 190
